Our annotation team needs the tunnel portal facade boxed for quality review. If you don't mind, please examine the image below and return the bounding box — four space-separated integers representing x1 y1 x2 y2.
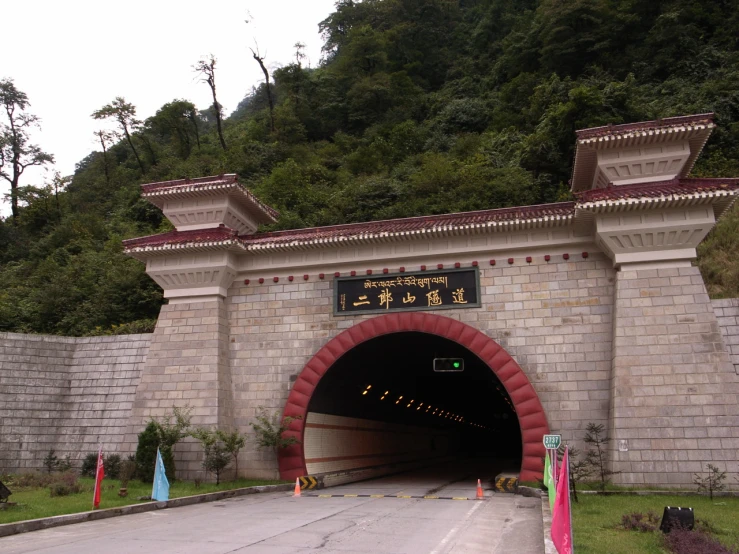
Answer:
114 114 739 488
3 114 739 488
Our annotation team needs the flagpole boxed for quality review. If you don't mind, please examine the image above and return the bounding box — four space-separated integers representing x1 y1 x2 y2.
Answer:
568 446 574 553
92 445 100 511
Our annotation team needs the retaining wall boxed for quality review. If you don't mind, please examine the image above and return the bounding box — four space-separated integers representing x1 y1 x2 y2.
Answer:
0 332 150 473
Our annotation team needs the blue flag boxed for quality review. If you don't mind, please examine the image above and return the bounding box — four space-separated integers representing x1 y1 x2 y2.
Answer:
152 448 170 501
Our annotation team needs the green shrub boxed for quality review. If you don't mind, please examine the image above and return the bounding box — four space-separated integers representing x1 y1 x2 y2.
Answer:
47 470 82 496
81 453 98 477
105 454 121 479
135 421 159 483
49 483 71 497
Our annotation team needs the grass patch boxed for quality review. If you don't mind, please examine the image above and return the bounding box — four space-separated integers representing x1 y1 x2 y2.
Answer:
0 476 288 525
573 494 739 554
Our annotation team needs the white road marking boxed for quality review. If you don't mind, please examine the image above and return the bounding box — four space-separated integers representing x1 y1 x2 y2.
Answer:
429 500 484 554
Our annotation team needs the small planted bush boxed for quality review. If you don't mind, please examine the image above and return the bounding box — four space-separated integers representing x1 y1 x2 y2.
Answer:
81 453 98 477
48 471 82 497
621 511 660 532
104 454 121 479
663 527 739 554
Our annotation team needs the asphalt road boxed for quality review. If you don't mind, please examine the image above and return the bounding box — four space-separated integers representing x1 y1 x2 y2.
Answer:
0 462 543 553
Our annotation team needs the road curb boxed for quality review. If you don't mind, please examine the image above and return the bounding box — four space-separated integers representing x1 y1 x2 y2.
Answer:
0 483 293 538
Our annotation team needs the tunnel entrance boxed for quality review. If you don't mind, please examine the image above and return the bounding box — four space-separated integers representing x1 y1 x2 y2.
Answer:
279 313 549 483
306 332 521 474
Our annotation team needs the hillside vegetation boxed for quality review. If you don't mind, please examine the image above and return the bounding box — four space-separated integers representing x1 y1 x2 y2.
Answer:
1 0 738 336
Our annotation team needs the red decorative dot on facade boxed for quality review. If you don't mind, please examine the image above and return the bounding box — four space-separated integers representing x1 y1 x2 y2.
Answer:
400 267 405 272
383 268 388 274
454 262 461 268
490 260 496 266
582 252 589 258
244 279 250 285
508 258 514 264
303 275 309 280
526 256 532 263
420 265 427 271
258 278 264 284
437 264 444 270
563 253 570 260
288 276 294 282
350 270 356 276
367 269 372 275
472 261 478 267
319 273 325 279
545 255 551 262
273 277 279 283
334 272 340 277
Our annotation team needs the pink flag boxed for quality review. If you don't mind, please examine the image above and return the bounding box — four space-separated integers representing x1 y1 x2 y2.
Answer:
93 448 105 509
551 446 573 554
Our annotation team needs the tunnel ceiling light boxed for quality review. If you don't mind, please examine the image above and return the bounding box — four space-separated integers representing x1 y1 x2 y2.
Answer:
362 390 368 395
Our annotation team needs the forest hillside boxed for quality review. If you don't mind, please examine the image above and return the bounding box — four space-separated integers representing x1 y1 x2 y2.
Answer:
1 0 738 336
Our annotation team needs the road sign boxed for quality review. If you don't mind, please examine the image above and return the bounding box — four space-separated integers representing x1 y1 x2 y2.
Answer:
543 434 561 449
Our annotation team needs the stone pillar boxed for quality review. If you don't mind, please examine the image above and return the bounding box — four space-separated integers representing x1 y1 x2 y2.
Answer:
123 298 233 479
609 265 739 486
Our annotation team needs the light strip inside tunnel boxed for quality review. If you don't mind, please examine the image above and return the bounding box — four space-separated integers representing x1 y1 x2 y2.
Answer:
360 383 505 431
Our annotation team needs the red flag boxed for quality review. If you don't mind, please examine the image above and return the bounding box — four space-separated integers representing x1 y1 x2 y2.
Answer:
93 448 105 509
551 446 573 554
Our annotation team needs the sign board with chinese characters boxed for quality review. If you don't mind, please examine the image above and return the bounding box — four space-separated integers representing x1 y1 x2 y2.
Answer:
543 434 561 450
334 268 480 316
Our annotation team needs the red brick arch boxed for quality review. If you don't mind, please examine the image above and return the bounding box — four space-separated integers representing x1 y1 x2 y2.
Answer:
278 312 549 482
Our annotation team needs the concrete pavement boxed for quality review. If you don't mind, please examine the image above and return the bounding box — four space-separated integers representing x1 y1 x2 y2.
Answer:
0 464 543 553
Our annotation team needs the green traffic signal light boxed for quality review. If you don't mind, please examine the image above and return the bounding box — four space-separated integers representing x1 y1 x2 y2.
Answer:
433 358 464 372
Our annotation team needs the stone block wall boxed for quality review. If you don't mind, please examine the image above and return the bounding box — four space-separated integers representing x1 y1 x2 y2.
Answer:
713 298 739 374
0 332 150 473
227 252 615 479
610 266 739 485
121 299 234 479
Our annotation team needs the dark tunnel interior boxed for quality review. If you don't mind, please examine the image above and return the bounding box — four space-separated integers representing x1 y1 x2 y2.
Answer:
307 332 522 464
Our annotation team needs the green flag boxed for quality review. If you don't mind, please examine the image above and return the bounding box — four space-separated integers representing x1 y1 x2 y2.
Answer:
544 450 556 511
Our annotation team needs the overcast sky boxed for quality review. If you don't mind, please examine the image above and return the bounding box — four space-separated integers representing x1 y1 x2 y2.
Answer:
1 0 337 216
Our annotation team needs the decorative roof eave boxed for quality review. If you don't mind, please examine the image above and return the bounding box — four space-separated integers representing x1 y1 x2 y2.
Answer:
571 114 715 193
575 113 715 141
241 213 576 253
576 188 739 220
124 238 247 261
576 122 715 146
141 174 279 224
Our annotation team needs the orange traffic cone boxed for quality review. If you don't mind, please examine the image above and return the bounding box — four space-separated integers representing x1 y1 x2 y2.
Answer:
293 478 302 497
476 479 484 499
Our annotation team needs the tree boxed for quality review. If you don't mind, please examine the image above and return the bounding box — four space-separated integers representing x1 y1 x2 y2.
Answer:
93 130 115 187
583 423 619 493
693 463 727 500
135 421 160 482
194 56 227 150
91 97 145 173
216 429 247 478
147 100 200 159
43 449 60 473
191 427 233 484
250 44 276 133
250 407 301 451
0 78 54 224
152 406 192 480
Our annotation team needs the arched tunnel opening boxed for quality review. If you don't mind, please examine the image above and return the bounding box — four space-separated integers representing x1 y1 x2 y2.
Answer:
303 331 522 482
